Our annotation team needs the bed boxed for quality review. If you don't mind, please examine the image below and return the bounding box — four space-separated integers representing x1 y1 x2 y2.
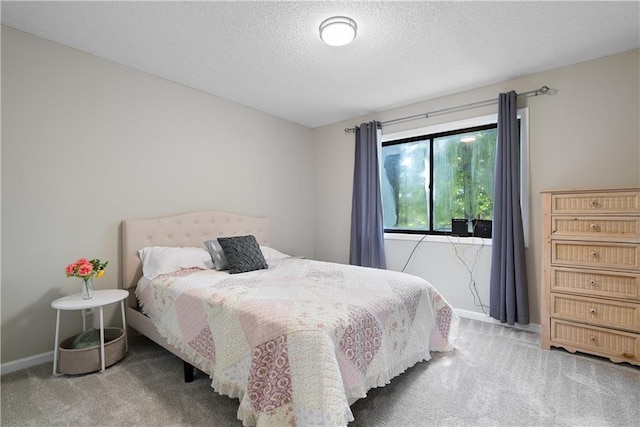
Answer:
122 211 454 426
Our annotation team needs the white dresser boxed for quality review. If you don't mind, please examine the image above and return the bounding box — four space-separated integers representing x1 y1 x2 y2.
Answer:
540 187 640 366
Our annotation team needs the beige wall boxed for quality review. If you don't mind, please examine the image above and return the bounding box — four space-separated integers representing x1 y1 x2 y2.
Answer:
313 49 640 324
1 27 315 363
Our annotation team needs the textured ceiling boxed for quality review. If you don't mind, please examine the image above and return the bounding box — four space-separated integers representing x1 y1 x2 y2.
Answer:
2 1 639 128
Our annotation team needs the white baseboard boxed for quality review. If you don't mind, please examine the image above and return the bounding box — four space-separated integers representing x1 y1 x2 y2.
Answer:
454 308 540 334
1 351 53 376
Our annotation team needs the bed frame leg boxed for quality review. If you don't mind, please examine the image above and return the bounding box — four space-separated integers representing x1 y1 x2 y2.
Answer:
184 361 194 383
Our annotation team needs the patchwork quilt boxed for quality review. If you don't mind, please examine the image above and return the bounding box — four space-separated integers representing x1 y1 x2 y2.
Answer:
137 257 454 426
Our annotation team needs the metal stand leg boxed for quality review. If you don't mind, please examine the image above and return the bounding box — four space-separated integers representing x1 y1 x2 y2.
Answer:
99 306 105 373
184 361 194 383
120 301 128 352
53 309 61 376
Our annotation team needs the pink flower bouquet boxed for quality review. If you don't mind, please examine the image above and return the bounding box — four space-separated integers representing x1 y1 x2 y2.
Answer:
65 258 108 280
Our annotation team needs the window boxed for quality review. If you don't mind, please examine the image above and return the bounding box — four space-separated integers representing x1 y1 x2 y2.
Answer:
381 110 529 239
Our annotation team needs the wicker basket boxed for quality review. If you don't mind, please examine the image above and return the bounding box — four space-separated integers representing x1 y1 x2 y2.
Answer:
58 327 126 375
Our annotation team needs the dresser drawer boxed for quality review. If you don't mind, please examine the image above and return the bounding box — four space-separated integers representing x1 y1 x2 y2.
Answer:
551 267 640 301
551 294 640 333
551 241 639 271
551 191 639 214
551 216 640 241
551 319 639 364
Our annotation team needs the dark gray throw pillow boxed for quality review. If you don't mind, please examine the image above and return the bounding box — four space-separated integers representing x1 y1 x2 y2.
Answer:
217 235 268 274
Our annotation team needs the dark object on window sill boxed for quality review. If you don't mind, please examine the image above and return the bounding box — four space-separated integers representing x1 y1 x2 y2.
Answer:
472 219 492 238
451 219 469 237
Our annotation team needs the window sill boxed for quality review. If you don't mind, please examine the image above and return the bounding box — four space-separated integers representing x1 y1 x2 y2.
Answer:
384 233 492 246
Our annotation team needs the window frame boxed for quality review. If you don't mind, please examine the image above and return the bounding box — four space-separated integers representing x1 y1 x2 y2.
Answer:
380 109 529 246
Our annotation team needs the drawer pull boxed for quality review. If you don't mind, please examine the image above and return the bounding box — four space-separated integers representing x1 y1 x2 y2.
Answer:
590 223 599 231
590 336 597 342
590 200 599 208
588 308 597 315
588 279 597 287
590 251 599 258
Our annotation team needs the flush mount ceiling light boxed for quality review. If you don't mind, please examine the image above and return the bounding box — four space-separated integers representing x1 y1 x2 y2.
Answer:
319 16 357 46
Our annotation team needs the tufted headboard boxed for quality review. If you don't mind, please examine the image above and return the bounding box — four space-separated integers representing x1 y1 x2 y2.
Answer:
121 211 271 295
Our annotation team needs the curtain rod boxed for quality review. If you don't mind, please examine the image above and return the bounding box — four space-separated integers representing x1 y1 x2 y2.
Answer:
344 85 551 133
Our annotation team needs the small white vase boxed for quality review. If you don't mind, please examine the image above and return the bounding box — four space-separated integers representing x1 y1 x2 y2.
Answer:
80 277 94 299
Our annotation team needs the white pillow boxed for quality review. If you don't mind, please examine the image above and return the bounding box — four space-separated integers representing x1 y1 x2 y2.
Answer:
138 246 214 279
260 245 290 260
203 239 229 270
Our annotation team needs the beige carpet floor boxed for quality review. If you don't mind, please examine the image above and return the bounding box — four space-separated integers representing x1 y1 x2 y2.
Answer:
2 318 639 426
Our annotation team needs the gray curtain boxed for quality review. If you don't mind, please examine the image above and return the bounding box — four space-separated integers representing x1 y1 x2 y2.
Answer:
349 121 386 268
489 91 529 325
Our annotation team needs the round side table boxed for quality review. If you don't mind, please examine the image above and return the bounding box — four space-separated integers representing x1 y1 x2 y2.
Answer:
51 289 128 375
